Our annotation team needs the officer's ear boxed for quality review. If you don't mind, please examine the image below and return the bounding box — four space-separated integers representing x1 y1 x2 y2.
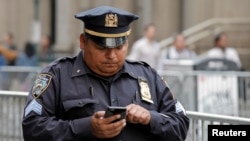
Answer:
79 33 86 50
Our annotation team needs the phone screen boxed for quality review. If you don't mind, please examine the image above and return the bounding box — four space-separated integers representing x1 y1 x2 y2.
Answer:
104 106 126 122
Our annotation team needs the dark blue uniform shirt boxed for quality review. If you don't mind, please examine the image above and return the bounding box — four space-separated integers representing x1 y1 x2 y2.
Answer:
22 51 189 141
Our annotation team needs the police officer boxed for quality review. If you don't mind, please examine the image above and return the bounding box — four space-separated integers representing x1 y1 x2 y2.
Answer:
22 6 189 141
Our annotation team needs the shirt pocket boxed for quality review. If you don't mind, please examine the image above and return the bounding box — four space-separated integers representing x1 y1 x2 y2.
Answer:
132 90 158 111
138 101 158 111
63 98 99 120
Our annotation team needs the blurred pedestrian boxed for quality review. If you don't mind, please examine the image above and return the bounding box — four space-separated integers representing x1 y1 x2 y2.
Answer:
1 32 18 65
206 32 242 69
127 23 161 69
13 41 39 91
38 34 56 66
0 43 17 90
0 52 5 66
16 41 38 66
165 33 196 59
0 43 6 66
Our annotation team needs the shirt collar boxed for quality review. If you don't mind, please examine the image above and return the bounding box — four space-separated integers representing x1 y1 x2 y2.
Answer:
72 51 92 77
122 61 137 79
71 52 137 79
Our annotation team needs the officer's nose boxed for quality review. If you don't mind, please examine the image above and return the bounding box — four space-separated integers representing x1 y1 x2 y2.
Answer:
105 48 116 59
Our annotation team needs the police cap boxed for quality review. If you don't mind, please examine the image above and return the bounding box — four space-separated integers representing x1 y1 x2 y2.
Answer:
75 6 139 48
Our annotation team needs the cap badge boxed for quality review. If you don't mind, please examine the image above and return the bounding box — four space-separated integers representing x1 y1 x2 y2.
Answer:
105 13 118 27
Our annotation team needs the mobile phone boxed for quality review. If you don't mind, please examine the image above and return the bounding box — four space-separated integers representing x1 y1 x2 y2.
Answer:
104 106 126 122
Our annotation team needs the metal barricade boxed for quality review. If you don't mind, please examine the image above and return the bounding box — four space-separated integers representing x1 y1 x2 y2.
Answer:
0 91 250 141
0 91 27 141
158 70 250 118
0 66 41 92
186 111 250 141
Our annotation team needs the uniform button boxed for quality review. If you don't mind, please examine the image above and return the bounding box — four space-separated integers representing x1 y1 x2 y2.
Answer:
111 99 116 103
77 69 81 73
79 101 83 105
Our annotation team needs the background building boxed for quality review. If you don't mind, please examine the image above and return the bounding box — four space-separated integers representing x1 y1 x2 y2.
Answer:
0 0 249 69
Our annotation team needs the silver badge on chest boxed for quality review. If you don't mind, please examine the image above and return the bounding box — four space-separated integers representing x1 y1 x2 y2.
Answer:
138 77 154 104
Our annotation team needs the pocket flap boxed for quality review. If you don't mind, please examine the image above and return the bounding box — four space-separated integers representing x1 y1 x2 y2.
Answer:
63 98 98 112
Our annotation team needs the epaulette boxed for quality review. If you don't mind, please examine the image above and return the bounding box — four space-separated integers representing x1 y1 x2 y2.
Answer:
48 55 76 65
126 59 150 67
57 55 76 62
42 55 77 72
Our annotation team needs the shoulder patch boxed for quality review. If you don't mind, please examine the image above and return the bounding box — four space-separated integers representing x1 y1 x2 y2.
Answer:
175 100 186 115
161 76 169 87
32 73 52 98
161 76 175 99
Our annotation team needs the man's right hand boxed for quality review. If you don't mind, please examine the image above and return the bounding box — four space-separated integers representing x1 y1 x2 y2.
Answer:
91 111 126 138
